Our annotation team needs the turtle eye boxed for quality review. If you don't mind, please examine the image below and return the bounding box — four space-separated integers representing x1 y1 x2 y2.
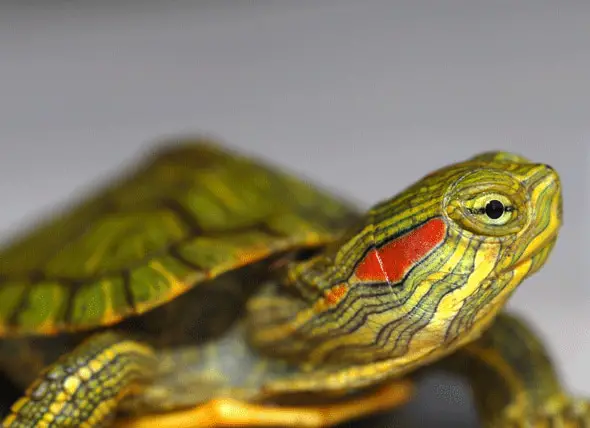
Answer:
446 191 524 237
444 169 529 238
464 194 517 227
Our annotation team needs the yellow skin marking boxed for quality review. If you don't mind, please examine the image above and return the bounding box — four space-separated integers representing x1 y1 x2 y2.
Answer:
1 147 587 428
63 376 81 395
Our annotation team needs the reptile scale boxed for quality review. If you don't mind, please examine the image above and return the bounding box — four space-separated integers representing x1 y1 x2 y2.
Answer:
0 140 587 427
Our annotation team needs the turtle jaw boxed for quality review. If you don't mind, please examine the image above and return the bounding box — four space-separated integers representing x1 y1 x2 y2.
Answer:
499 234 558 280
443 237 558 354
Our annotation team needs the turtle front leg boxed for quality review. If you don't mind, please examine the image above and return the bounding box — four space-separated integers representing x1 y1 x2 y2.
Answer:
438 312 589 427
2 331 157 428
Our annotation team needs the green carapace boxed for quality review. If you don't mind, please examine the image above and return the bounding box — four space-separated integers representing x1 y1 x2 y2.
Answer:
0 140 587 427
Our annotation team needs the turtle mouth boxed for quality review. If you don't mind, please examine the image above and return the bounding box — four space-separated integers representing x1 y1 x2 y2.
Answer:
499 234 557 276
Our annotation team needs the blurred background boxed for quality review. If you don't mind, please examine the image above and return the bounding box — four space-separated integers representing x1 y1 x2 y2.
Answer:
0 1 588 426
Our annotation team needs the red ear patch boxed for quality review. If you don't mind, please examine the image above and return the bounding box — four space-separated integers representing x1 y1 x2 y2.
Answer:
355 217 446 283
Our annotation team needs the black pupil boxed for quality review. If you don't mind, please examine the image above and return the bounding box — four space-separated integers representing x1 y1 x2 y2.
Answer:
485 200 505 219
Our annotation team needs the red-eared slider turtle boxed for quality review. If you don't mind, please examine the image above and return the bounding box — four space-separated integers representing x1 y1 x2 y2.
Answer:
0 141 587 427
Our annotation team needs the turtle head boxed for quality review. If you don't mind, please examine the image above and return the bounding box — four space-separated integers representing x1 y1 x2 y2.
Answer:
248 152 562 371
440 152 562 283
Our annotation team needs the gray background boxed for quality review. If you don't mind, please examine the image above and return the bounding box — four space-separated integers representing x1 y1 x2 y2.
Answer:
0 1 588 426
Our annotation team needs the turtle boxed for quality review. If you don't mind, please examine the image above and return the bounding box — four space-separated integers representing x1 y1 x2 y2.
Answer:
0 139 587 428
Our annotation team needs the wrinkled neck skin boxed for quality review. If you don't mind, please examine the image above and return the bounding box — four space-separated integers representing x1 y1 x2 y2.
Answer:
246 153 562 383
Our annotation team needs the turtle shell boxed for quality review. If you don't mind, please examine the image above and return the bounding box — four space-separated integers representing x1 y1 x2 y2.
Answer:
0 141 357 336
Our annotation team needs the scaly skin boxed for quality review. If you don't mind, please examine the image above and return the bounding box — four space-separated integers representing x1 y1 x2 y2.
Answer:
1 147 587 427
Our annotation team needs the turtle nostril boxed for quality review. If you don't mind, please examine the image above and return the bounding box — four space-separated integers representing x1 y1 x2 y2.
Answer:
541 163 554 171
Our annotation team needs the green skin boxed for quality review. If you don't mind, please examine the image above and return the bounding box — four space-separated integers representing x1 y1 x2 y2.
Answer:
0 144 587 427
